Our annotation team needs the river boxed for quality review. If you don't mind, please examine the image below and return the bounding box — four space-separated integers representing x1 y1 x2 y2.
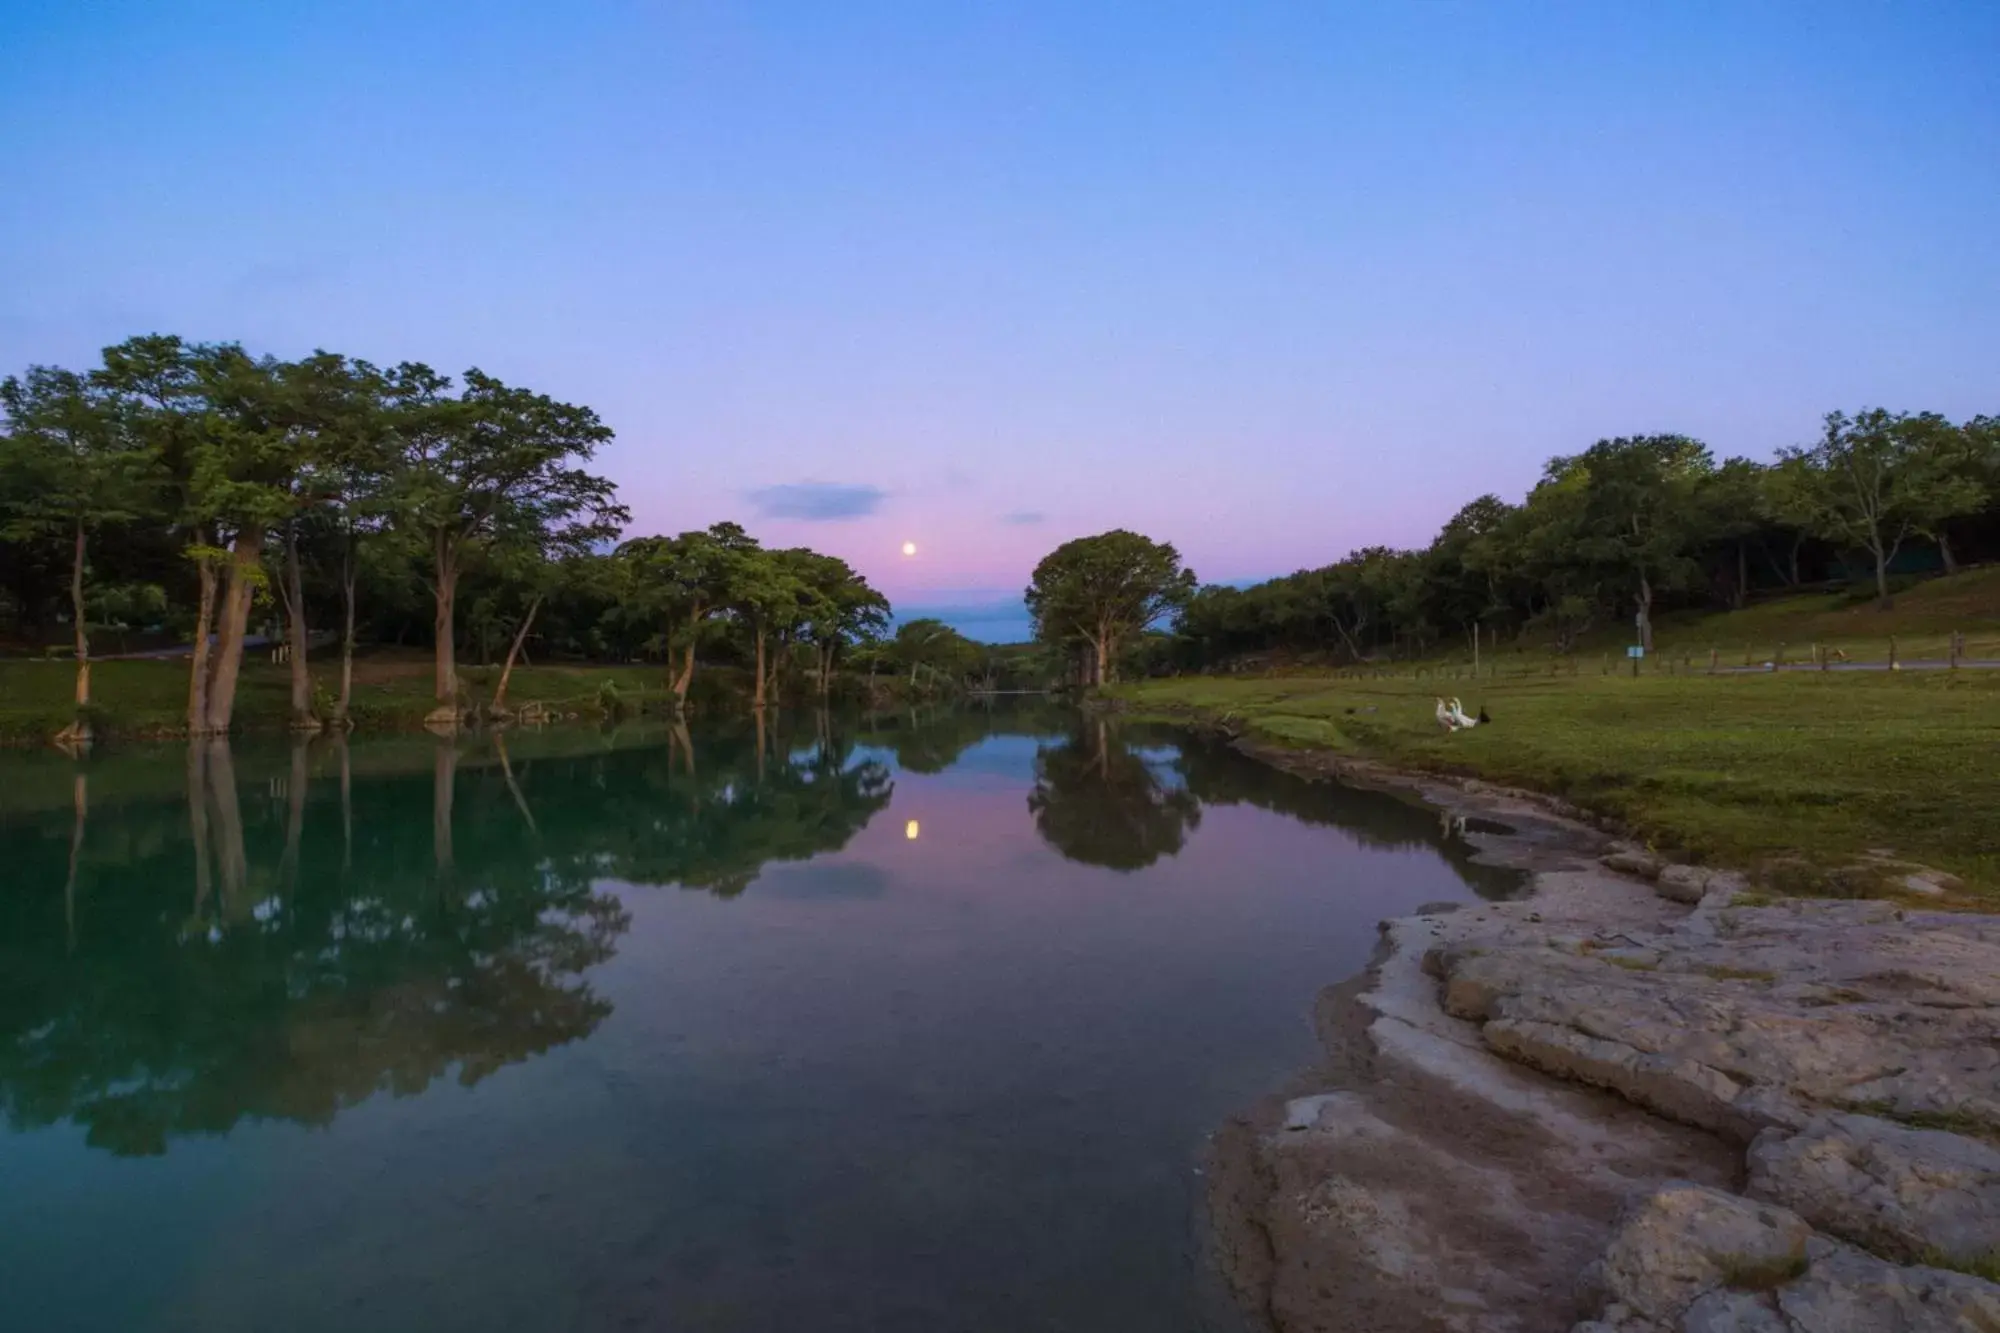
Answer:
0 705 1515 1332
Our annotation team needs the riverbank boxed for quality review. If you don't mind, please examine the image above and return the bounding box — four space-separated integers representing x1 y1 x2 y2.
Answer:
1195 735 2000 1332
0 655 912 747
1112 671 2000 904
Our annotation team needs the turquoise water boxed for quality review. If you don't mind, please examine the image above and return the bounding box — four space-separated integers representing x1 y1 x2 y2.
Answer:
0 707 1513 1332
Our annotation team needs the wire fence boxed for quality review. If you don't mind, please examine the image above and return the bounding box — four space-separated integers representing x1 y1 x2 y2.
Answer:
1295 629 2000 682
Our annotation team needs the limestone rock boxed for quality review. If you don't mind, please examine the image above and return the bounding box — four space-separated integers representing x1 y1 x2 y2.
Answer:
1655 865 1711 904
1747 1113 2000 1267
1776 1235 2000 1330
1680 1288 1790 1332
1585 1184 2000 1332
1437 900 2000 1144
1591 1183 1809 1324
1603 849 1664 881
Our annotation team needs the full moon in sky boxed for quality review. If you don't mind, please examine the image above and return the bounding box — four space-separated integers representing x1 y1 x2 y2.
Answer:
901 541 917 556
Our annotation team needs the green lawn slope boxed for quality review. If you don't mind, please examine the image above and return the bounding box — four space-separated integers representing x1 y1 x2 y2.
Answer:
1114 668 2000 902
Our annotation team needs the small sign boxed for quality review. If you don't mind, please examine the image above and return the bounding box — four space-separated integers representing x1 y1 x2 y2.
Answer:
1627 645 1645 659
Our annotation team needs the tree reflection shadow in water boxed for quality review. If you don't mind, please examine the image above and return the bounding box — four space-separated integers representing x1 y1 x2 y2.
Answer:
0 706 1508 1159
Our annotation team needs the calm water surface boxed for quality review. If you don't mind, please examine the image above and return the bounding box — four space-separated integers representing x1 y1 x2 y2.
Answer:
0 706 1514 1332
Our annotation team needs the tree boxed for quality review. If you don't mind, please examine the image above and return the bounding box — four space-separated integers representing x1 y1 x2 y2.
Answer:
888 618 982 693
0 364 156 740
1026 530 1196 686
1903 414 1992 575
385 366 625 719
617 522 759 711
1539 435 1715 651
725 546 809 712
779 549 889 699
1778 409 1984 608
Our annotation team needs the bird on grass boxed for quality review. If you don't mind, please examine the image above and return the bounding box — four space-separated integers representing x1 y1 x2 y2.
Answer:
1442 698 1492 730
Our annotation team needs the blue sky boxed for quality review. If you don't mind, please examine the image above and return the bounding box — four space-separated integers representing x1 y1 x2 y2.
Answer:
4 1 1997 641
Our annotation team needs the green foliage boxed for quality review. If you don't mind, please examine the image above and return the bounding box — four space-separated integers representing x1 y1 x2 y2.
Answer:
1169 408 1998 669
886 618 985 694
1026 530 1196 685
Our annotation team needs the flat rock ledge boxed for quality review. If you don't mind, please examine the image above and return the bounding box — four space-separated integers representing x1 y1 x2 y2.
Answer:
1203 755 2000 1333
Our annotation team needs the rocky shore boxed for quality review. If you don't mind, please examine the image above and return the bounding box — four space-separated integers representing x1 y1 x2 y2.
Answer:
1203 738 2000 1333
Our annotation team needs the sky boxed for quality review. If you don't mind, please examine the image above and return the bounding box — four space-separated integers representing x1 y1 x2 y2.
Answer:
4 2 1997 642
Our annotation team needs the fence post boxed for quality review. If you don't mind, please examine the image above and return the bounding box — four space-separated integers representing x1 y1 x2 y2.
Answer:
1889 636 1899 672
1774 642 1784 672
1950 631 1962 669
1709 647 1718 675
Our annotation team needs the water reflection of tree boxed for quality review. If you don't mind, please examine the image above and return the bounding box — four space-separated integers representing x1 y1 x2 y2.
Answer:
1027 718 1202 870
574 714 895 896
1165 730 1519 900
858 698 1070 774
0 736 627 1157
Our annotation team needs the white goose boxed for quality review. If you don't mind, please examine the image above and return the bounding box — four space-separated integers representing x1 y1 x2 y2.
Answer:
1435 697 1459 731
1448 697 1491 729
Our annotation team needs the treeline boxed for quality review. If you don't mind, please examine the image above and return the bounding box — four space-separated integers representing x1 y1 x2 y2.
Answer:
0 335 946 740
1176 415 2000 666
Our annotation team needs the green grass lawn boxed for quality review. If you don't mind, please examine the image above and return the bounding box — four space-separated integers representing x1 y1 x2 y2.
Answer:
0 652 692 745
1114 669 2000 901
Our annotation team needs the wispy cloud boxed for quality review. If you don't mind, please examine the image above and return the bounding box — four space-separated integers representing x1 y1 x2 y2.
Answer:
747 481 886 521
1000 509 1045 525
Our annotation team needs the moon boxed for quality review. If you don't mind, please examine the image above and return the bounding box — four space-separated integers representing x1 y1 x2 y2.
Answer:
901 541 918 556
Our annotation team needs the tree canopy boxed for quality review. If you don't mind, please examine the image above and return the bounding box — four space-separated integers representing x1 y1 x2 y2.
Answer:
0 333 905 735
1026 530 1197 686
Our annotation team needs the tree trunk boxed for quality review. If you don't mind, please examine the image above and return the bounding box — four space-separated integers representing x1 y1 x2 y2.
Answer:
69 520 91 721
432 537 459 707
186 542 220 734
491 595 542 711
1635 574 1655 652
336 549 357 725
670 608 700 709
204 527 266 734
1939 533 1958 576
672 717 695 775
753 625 768 711
1734 542 1748 611
282 525 316 729
1874 545 1892 610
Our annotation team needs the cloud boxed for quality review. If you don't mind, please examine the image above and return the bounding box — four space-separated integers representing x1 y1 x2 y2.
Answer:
1000 509 1045 525
746 482 886 521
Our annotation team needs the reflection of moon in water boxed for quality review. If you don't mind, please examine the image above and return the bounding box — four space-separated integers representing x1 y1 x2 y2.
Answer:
902 541 918 556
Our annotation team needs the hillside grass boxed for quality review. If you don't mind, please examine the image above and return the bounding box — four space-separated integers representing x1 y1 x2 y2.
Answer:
1518 567 2000 668
1112 669 2000 902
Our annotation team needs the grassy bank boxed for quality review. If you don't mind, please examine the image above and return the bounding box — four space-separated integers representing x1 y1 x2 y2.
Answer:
1113 670 2000 901
0 652 710 745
